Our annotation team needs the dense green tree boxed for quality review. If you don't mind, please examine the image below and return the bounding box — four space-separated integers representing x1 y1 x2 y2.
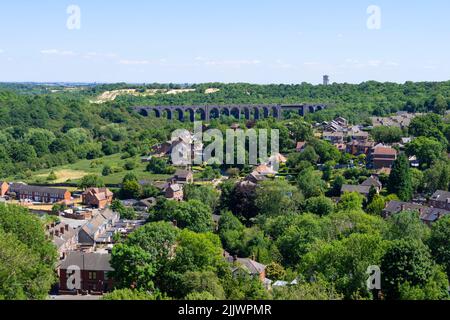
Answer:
297 168 327 199
183 184 220 211
255 180 303 217
121 180 142 199
371 126 403 144
338 192 364 211
78 174 105 189
109 244 156 291
422 161 450 193
428 216 450 278
103 288 159 300
300 233 388 299
272 279 343 300
384 210 430 242
152 199 213 233
305 196 335 216
179 271 226 299
381 240 434 300
388 154 413 201
289 119 313 142
0 205 57 299
406 137 445 168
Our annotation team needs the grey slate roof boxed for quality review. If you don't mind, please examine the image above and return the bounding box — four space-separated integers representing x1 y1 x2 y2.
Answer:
383 200 450 223
431 190 450 203
61 251 113 271
361 176 383 189
341 184 371 195
9 183 68 195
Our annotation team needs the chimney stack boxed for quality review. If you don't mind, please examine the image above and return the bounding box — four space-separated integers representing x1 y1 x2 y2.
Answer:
65 224 69 232
60 226 65 235
55 230 59 237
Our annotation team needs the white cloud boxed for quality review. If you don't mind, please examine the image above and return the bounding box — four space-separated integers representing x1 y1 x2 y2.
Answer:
339 59 399 69
40 49 76 56
0 49 4 54
203 59 262 67
368 60 382 67
119 59 150 65
385 61 400 67
274 59 296 69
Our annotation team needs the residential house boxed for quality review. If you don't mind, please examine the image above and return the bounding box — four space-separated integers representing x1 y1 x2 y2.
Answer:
323 132 345 144
371 112 420 129
266 153 287 171
172 170 194 184
429 190 450 211
46 222 79 259
349 130 369 142
382 200 450 225
371 146 397 169
0 181 9 197
361 176 383 193
341 185 372 198
165 183 184 201
224 252 267 283
82 188 114 209
8 183 71 203
335 117 349 127
78 209 120 247
346 140 375 156
59 252 114 294
135 197 157 210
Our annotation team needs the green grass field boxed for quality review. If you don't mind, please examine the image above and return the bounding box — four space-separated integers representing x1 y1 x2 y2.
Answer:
10 154 172 186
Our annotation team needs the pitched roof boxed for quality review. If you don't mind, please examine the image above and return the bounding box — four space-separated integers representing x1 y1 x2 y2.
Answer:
373 147 397 156
254 164 276 175
60 251 113 271
341 184 371 195
383 201 450 222
361 176 383 189
9 183 69 196
81 214 106 239
168 183 182 192
174 170 192 179
431 190 450 203
235 258 266 275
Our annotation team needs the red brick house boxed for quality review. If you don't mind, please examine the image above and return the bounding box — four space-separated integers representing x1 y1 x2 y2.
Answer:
0 181 9 197
371 146 397 169
59 252 114 295
8 183 71 203
82 188 114 209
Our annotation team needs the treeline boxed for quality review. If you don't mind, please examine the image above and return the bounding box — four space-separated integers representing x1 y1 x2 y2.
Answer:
0 90 182 179
112 81 450 123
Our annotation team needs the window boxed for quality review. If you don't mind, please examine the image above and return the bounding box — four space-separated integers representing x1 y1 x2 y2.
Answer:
88 272 97 280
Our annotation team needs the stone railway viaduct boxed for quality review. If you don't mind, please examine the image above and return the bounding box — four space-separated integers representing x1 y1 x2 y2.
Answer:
132 104 327 121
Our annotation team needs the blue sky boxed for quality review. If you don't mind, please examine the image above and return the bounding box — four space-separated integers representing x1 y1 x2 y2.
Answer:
0 0 449 84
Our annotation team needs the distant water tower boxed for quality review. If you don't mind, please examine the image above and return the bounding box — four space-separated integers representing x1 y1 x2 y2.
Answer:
323 75 330 86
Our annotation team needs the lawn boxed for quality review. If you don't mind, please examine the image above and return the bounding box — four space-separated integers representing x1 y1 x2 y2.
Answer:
10 154 172 186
